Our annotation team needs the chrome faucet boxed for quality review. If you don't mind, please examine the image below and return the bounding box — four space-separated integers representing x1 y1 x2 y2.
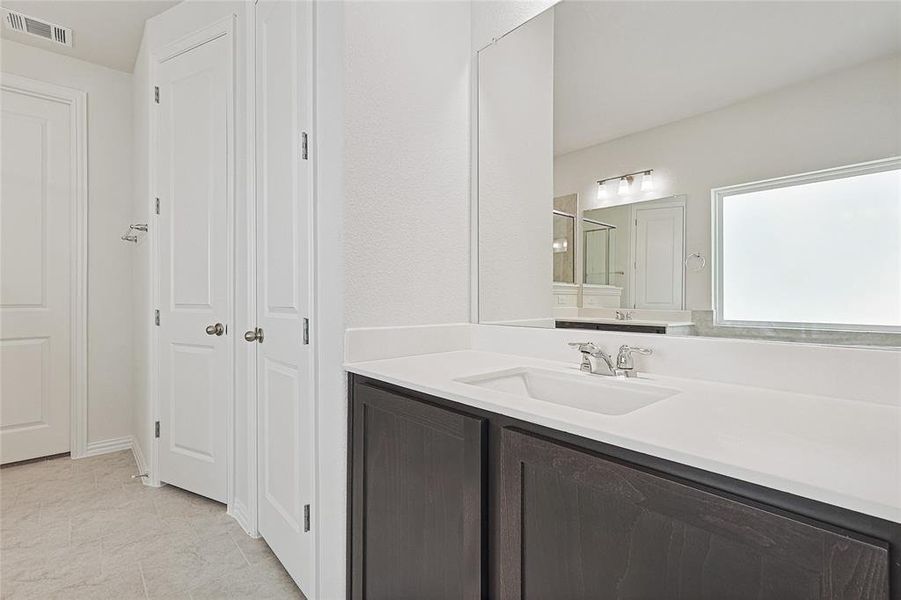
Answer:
569 342 653 377
616 344 653 378
568 342 622 376
615 310 633 321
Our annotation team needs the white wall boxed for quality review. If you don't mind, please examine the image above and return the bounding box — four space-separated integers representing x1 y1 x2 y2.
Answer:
554 55 901 310
2 40 134 450
478 8 555 324
343 1 471 329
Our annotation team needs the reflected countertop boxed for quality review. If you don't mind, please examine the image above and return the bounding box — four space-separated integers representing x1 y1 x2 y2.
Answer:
555 316 694 327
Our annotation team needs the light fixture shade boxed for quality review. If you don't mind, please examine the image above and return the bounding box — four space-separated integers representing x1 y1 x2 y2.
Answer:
641 171 654 192
617 177 630 195
596 181 608 200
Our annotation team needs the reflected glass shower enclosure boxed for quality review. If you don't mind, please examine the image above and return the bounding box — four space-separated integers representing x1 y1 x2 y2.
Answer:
583 218 616 285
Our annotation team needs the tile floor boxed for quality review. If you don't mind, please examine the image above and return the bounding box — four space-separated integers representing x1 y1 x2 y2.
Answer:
0 451 305 599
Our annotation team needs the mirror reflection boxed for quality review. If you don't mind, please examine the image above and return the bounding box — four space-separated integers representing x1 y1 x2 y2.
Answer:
477 0 901 344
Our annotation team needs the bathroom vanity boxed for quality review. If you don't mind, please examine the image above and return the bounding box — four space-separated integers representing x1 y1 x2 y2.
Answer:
347 351 900 600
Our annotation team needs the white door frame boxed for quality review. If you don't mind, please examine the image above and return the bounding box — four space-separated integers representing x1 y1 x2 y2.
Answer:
147 16 236 508
628 194 687 310
0 73 88 460
236 2 259 536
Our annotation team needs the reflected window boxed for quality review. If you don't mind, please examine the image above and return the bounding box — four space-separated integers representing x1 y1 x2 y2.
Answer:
714 159 901 331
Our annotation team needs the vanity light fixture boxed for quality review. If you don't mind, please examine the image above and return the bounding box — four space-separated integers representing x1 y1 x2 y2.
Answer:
596 169 655 197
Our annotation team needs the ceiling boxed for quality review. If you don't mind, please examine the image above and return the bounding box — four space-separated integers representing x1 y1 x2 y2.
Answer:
0 1 180 72
553 1 901 156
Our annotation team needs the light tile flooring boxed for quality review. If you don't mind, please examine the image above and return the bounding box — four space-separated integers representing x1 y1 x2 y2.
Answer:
0 451 305 599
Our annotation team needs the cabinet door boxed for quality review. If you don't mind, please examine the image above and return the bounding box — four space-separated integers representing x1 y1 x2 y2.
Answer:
352 383 486 600
499 429 889 600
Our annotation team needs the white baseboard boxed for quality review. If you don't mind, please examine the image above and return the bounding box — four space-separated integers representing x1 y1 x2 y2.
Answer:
131 436 147 474
229 499 259 537
83 436 133 458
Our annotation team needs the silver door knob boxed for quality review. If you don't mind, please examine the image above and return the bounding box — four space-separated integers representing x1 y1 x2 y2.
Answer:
205 323 224 336
244 328 263 343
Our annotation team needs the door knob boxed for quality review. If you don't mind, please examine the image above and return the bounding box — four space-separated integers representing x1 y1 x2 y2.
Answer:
244 328 263 343
205 323 225 336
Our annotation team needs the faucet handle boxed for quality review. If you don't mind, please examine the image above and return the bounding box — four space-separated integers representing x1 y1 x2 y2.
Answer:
568 342 599 353
616 345 652 369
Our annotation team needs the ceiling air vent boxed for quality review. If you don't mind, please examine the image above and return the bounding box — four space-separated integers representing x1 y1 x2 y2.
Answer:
4 10 72 47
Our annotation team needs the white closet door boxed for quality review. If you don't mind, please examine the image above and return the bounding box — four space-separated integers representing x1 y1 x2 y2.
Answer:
255 0 316 592
157 33 232 503
633 205 685 310
0 83 73 464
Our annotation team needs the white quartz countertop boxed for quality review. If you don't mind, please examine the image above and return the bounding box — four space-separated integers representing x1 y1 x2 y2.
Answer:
345 350 901 524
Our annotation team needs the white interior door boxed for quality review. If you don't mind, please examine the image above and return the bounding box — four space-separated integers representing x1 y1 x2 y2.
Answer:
0 80 75 464
255 0 316 592
157 32 232 503
633 204 685 310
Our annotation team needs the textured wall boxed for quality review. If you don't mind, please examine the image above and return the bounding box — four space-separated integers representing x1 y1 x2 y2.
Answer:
344 1 472 328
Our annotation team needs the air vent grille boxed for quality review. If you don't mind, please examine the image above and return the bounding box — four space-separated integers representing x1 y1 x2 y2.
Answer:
4 10 72 47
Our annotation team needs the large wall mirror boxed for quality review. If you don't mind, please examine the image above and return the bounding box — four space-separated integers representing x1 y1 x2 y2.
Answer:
476 0 900 345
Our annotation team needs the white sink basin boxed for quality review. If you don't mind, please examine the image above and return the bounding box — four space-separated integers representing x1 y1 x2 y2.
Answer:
456 367 679 416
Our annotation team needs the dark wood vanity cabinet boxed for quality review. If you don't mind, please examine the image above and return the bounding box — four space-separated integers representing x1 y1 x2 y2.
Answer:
350 382 487 600
349 375 896 600
499 428 888 600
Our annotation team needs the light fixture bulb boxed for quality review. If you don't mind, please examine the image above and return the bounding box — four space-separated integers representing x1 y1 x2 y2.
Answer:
596 181 608 200
617 177 630 195
641 171 654 192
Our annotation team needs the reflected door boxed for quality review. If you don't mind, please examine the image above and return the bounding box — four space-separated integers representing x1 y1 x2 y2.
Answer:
0 81 74 464
157 32 232 502
255 0 316 593
633 205 684 310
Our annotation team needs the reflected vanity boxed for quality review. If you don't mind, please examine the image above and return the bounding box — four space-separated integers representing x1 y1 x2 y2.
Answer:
476 0 900 346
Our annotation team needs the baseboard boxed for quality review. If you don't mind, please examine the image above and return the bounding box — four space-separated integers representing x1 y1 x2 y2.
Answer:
229 498 259 538
83 436 133 457
131 436 147 474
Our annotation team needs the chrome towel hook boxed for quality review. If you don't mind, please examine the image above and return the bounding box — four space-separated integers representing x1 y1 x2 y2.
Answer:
121 223 148 244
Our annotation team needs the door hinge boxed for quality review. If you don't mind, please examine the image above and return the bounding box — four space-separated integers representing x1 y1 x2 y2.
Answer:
303 504 311 532
154 86 159 104
301 131 308 160
155 197 160 215
302 318 309 345
154 309 160 326
154 421 160 438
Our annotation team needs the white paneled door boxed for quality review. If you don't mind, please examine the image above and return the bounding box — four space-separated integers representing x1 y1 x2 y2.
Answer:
157 31 232 503
254 0 316 592
0 79 81 464
633 204 685 310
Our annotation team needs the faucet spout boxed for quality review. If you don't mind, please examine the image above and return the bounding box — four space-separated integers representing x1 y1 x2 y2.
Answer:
567 342 622 376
